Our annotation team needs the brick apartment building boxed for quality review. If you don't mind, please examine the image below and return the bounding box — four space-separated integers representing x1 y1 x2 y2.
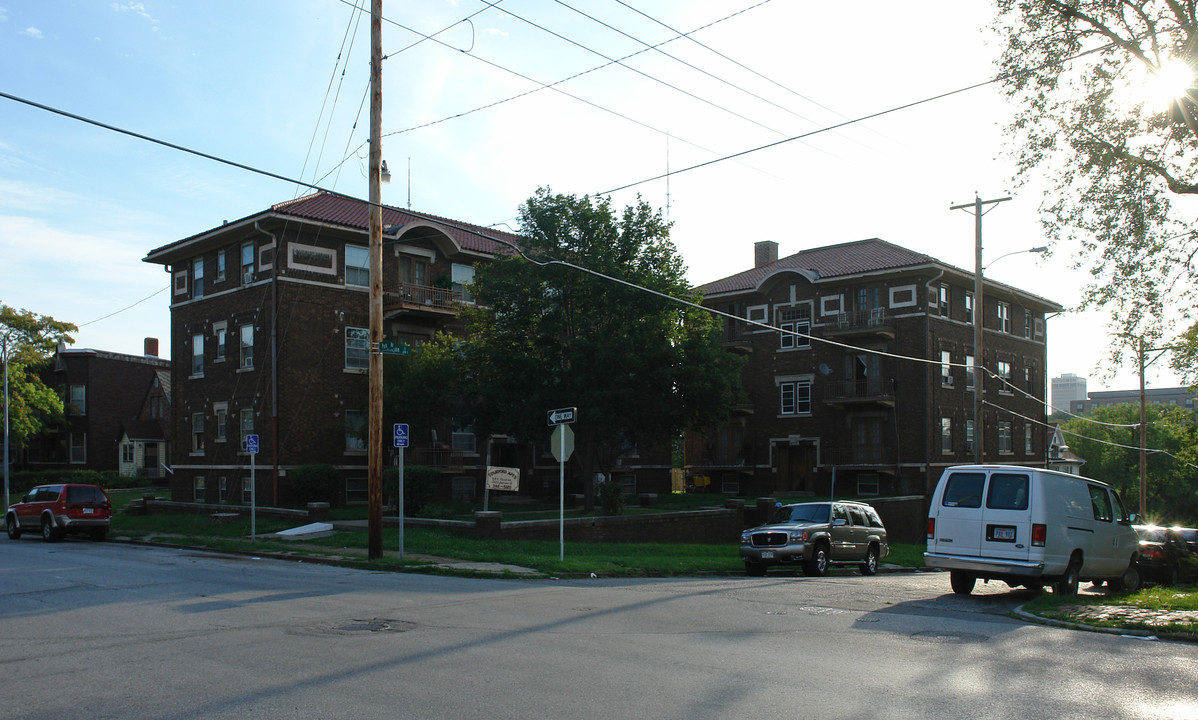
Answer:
685 239 1063 499
21 342 171 476
143 191 674 506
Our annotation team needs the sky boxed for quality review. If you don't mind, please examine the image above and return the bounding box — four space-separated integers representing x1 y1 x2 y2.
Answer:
0 0 1187 396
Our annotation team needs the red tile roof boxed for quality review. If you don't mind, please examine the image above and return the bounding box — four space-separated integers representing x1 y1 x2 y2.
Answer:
700 239 937 295
272 191 520 255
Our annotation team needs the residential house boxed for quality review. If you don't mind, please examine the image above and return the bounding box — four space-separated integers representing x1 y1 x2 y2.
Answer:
142 191 674 506
117 364 172 481
686 239 1063 499
22 340 171 475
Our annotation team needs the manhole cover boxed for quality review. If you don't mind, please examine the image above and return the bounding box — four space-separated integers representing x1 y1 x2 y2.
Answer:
289 618 415 637
910 630 988 644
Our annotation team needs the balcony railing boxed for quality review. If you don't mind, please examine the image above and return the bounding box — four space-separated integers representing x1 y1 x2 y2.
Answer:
825 379 895 407
384 283 462 313
827 308 894 338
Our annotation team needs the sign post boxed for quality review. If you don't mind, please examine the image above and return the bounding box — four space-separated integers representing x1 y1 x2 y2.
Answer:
394 423 408 558
548 408 576 562
246 434 259 541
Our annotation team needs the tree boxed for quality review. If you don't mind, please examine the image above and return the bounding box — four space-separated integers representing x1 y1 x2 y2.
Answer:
994 1 1198 359
450 188 744 510
1 304 77 448
1061 403 1198 523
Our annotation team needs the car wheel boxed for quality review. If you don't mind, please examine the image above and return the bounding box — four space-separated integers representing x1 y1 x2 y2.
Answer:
950 571 975 595
5 515 20 540
803 545 829 577
1112 562 1141 593
860 545 879 576
41 517 61 543
1053 559 1080 596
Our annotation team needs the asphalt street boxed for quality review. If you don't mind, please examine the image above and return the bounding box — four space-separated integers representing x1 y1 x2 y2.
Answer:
2 539 1196 720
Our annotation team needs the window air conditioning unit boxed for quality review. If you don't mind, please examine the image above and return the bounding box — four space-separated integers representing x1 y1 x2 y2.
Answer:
243 271 254 285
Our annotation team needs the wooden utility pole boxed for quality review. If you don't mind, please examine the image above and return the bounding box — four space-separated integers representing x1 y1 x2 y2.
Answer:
951 194 1009 464
367 0 384 559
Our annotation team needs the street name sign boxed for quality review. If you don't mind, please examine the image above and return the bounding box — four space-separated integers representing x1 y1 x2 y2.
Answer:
547 407 577 425
379 340 411 355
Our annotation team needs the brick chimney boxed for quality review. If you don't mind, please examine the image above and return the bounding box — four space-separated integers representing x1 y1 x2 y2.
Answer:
144 337 159 357
755 240 779 268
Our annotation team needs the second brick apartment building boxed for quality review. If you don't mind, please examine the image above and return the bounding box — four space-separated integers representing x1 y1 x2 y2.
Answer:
685 239 1063 499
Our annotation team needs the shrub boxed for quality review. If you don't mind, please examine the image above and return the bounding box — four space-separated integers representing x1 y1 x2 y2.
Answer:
598 477 624 515
383 465 439 517
287 465 342 507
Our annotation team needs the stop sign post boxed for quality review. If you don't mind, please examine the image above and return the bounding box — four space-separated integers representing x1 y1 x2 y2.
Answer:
549 408 576 561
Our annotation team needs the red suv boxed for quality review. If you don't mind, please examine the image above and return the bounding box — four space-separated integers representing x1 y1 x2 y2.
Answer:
6 484 112 542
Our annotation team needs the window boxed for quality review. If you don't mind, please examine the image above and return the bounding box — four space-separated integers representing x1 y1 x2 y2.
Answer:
192 257 204 298
941 351 953 386
987 473 1029 510
214 403 228 442
219 477 228 503
941 417 952 454
997 301 1011 333
215 325 227 361
240 324 254 369
852 418 884 462
780 381 812 415
1024 310 1031 338
965 419 975 454
1025 424 1033 455
998 420 1013 454
216 249 226 282
345 326 369 370
399 255 428 286
965 355 975 389
1088 484 1114 522
857 475 880 496
191 413 205 453
346 245 369 287
345 410 366 451
241 241 255 284
239 409 254 449
938 284 950 316
194 477 206 502
778 306 811 350
997 361 1012 393
191 334 204 376
70 433 86 464
69 384 86 415
942 472 984 508
452 263 475 303
242 476 253 503
965 292 974 325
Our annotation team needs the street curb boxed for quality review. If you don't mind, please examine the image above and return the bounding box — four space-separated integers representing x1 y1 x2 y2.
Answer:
1012 603 1158 638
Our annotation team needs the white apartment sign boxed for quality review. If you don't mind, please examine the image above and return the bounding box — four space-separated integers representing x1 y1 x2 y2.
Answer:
485 466 520 492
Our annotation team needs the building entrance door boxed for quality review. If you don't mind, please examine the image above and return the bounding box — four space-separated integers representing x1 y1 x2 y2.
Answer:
775 442 817 493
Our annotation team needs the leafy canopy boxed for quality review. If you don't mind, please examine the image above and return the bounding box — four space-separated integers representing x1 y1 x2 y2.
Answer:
451 188 744 476
1 304 77 447
995 1 1198 357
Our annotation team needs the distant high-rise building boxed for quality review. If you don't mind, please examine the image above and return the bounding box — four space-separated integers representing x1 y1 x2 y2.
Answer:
1051 373 1088 415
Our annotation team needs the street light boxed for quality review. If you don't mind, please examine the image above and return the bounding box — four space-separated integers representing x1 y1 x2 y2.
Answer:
2 330 12 512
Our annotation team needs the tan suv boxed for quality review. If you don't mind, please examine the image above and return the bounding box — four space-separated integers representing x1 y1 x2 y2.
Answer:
6 484 112 542
740 500 889 577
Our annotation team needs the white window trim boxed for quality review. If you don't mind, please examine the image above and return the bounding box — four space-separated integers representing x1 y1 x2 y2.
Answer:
889 284 917 308
820 295 843 316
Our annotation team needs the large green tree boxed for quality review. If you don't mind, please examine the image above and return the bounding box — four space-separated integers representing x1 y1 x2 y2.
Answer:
994 1 1198 357
1061 403 1198 523
447 188 744 509
1 304 77 448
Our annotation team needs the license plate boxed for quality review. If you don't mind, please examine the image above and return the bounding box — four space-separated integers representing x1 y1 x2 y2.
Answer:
760 551 775 559
83 508 94 514
993 527 1014 540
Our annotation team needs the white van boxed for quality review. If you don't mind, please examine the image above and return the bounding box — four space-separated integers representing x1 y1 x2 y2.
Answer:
925 465 1141 595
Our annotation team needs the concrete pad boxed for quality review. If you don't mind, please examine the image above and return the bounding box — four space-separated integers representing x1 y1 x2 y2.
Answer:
276 522 334 538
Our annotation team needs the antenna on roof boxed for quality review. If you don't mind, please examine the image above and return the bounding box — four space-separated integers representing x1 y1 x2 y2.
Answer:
407 157 411 210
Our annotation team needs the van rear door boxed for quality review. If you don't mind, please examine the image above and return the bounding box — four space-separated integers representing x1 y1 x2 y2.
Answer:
931 471 987 556
978 471 1032 562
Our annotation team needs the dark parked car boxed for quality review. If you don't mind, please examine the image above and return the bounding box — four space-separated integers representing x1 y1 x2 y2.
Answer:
1133 525 1198 586
740 501 889 577
6 484 111 542
1177 527 1198 555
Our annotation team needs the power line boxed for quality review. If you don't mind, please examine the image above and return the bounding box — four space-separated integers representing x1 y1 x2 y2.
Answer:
78 285 170 327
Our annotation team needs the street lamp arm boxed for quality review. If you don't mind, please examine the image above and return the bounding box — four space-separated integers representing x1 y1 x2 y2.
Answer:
983 246 1048 271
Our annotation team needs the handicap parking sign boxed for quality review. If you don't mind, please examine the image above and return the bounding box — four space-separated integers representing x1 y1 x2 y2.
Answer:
246 434 259 454
394 423 409 448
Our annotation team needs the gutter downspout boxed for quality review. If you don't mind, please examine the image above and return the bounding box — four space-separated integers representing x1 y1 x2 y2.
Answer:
254 221 280 504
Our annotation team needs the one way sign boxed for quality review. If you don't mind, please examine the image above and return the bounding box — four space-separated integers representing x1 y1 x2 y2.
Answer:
547 407 577 426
